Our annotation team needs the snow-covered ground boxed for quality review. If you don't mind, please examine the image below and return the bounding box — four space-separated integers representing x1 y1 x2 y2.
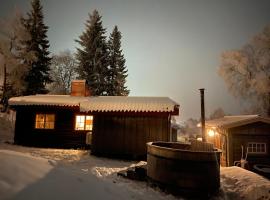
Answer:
0 114 270 200
220 167 270 200
1 143 270 200
0 144 178 200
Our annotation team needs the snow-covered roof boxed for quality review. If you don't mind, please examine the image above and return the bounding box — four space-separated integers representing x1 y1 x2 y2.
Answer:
9 95 179 113
80 96 178 112
205 115 270 129
8 95 84 107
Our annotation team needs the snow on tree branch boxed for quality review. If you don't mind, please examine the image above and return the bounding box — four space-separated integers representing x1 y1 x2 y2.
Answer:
218 25 270 116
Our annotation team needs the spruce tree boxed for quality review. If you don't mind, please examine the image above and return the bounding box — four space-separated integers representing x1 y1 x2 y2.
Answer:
23 0 52 95
76 10 109 96
108 26 129 96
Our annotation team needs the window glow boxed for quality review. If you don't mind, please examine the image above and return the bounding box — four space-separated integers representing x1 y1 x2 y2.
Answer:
35 114 55 129
75 115 93 131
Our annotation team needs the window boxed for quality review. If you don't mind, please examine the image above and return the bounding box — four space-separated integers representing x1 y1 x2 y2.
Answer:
35 114 55 129
75 115 93 131
247 143 267 154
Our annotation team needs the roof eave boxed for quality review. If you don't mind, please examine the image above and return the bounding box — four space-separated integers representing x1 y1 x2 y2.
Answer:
212 117 270 129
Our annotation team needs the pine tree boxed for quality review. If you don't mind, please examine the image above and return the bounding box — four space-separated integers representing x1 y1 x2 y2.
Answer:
23 0 52 95
76 10 109 96
108 26 129 96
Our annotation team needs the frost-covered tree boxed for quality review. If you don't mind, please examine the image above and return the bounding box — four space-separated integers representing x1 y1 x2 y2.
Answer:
49 51 77 94
23 0 52 95
0 10 36 100
219 25 270 116
76 10 109 96
108 26 129 96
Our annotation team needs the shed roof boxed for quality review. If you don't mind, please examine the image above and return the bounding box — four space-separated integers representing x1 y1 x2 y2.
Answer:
205 115 270 129
9 95 179 113
8 95 83 107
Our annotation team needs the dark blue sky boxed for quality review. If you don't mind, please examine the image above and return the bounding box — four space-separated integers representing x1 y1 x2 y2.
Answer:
1 0 270 120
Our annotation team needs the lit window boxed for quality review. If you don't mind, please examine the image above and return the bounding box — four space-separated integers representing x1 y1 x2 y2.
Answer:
35 114 55 129
75 115 93 131
247 143 267 154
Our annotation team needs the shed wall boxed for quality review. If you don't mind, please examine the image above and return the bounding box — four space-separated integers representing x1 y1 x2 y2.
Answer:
91 114 170 159
13 106 172 158
228 122 270 166
13 106 88 148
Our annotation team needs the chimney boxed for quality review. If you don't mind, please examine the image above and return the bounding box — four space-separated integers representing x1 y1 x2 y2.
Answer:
71 80 91 97
199 88 206 142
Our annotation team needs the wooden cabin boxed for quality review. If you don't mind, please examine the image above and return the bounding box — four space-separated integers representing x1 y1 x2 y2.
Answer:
8 80 179 158
205 115 270 167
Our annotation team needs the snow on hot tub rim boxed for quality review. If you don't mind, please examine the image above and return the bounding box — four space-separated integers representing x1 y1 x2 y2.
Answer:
147 141 222 161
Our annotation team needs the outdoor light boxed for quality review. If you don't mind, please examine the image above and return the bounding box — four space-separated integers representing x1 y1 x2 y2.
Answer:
208 129 215 137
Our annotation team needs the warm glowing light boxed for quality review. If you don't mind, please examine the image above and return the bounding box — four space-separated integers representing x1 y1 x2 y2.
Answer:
35 114 55 129
75 115 93 130
197 137 202 141
208 129 215 137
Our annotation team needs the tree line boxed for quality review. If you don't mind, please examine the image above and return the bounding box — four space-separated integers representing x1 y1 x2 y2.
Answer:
0 0 129 108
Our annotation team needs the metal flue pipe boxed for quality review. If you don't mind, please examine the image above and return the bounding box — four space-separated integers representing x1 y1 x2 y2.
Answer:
199 88 206 142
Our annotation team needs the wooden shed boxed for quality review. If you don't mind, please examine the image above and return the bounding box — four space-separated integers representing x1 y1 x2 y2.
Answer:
205 115 270 167
9 91 179 158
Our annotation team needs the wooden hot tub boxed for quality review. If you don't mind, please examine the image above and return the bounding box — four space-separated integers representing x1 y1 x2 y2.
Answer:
147 140 221 195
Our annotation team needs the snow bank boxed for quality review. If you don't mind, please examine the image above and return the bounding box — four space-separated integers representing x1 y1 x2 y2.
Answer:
1 144 270 200
0 147 177 200
0 150 53 200
221 166 270 200
0 113 14 142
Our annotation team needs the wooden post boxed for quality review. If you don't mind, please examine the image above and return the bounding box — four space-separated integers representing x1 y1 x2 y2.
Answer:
199 88 206 142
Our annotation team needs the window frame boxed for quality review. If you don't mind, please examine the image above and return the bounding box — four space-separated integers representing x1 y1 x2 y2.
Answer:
75 115 93 131
35 113 55 130
247 142 267 154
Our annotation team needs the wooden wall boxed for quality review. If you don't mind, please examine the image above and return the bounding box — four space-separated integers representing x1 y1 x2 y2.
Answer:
206 129 227 167
13 105 172 158
13 106 89 148
91 114 170 159
228 122 270 166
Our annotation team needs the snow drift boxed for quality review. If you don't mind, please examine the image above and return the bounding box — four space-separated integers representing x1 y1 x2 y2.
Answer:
0 150 53 200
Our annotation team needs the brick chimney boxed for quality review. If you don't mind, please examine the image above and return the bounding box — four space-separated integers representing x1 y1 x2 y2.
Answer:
71 80 91 97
